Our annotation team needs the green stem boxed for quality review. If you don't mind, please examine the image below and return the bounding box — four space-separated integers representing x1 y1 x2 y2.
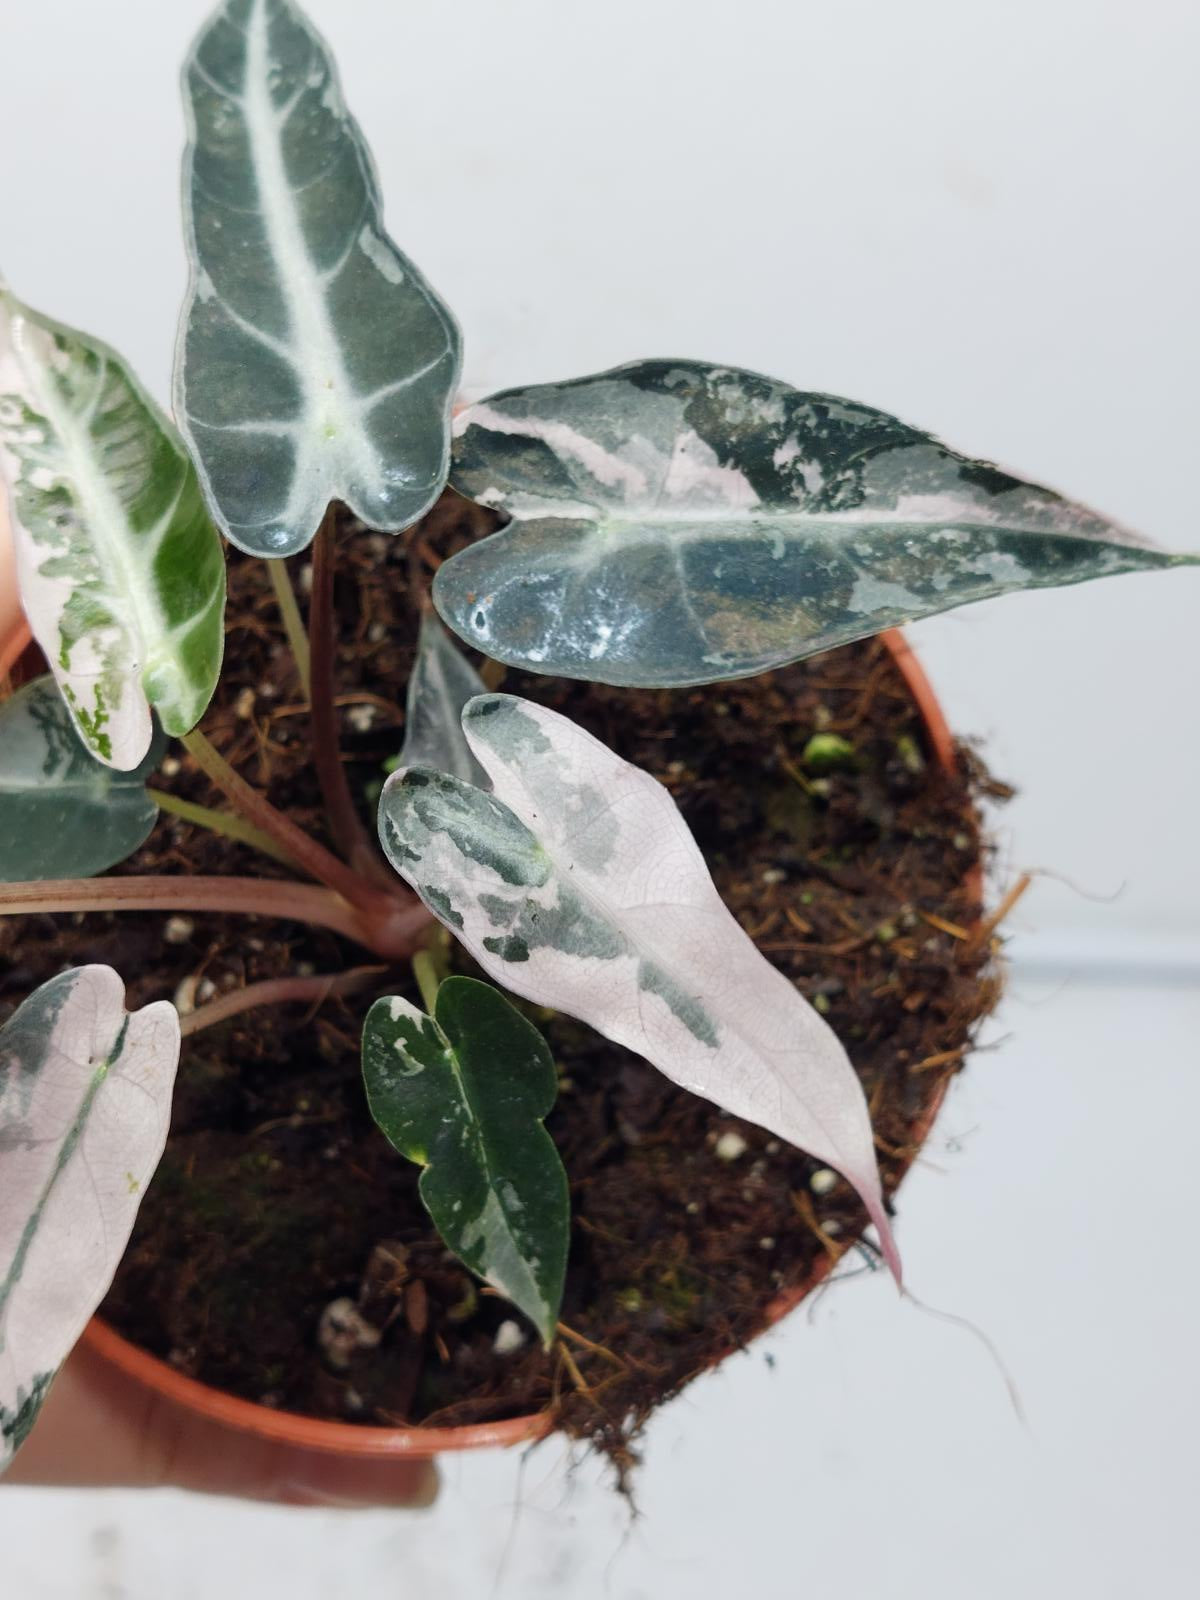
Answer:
266 556 312 702
180 726 390 914
147 787 302 872
412 948 441 1014
180 964 387 1038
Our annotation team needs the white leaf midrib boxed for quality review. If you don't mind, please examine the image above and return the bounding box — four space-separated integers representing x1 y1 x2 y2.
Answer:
238 0 384 523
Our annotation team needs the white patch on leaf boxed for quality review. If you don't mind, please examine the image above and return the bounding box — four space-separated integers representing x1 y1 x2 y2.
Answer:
358 227 405 285
0 967 179 1471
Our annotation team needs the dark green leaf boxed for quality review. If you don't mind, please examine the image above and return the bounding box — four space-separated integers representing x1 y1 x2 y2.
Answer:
363 975 567 1346
0 677 164 881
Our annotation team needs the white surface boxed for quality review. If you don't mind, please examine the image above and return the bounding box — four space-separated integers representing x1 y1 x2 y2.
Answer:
0 0 1196 1594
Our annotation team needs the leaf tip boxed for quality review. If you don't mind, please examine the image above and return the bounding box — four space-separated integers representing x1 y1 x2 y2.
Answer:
866 1191 903 1288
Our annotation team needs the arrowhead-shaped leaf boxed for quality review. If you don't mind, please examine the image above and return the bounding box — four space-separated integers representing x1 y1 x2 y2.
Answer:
439 359 1197 686
0 677 164 881
379 693 899 1280
363 975 567 1347
0 286 226 769
0 967 180 1471
396 613 490 788
177 0 462 556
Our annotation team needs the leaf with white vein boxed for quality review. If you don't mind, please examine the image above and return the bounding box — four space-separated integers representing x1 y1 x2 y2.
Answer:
177 0 461 556
363 976 567 1347
396 613 490 788
0 285 226 769
439 359 1198 686
379 693 900 1280
0 677 165 881
0 967 180 1471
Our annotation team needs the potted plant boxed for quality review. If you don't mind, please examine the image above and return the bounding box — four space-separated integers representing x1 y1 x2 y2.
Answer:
0 0 1192 1478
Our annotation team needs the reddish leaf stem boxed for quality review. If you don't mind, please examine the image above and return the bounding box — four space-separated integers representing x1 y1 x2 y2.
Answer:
0 875 433 961
180 964 388 1037
308 508 394 886
181 726 391 916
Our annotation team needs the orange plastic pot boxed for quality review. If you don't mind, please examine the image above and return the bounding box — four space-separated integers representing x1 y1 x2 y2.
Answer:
0 507 965 1459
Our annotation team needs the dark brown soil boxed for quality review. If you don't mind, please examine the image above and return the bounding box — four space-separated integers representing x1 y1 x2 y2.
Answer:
0 494 1001 1467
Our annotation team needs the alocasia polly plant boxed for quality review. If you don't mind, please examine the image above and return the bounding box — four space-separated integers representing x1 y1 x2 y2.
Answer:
0 0 1193 1469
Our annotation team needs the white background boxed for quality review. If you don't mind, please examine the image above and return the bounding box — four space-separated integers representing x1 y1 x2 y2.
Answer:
1 1 1197 1595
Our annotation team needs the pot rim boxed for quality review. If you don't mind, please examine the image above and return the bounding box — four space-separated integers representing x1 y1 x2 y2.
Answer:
0 568 963 1457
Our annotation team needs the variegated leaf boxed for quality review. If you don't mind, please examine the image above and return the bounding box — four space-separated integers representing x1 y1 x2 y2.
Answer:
397 613 490 788
0 967 180 1471
379 693 900 1279
363 976 567 1346
439 359 1197 686
177 0 461 557
0 677 164 881
0 285 226 769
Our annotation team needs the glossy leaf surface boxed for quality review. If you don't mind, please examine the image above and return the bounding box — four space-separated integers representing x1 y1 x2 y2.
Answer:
397 613 490 788
177 0 461 556
0 677 164 881
0 968 180 1471
440 359 1195 686
363 976 567 1346
379 693 898 1278
0 287 225 768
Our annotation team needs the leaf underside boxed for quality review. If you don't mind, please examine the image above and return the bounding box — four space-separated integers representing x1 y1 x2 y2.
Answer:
363 976 568 1346
378 693 899 1279
0 677 164 881
0 967 180 1472
177 0 462 556
0 288 226 769
438 359 1194 687
397 613 491 788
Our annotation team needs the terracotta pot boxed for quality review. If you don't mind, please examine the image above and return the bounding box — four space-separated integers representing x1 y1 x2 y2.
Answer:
0 522 965 1459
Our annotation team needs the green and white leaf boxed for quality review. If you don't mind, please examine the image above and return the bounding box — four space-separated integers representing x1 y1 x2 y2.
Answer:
177 0 462 557
439 359 1198 686
379 693 899 1279
0 967 180 1472
363 975 567 1346
397 613 490 788
0 285 226 769
0 677 165 881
